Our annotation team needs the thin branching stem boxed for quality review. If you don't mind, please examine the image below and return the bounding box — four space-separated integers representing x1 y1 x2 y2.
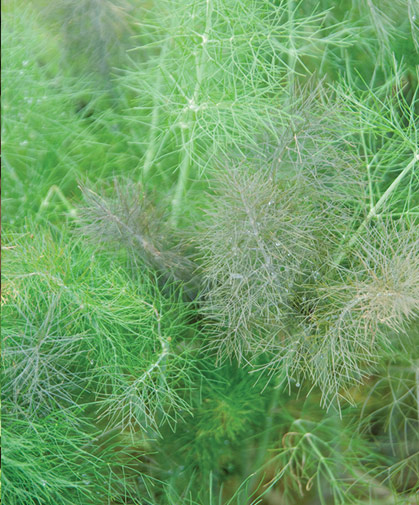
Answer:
142 42 169 179
334 153 418 266
171 0 213 224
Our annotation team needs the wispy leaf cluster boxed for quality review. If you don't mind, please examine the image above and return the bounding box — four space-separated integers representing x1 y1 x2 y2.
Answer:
2 407 153 505
196 165 317 361
261 416 377 505
195 83 419 406
122 0 357 217
78 179 198 296
358 323 419 498
2 229 197 434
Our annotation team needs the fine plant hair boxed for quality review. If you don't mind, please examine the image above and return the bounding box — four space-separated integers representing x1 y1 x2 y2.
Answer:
2 291 88 416
286 219 419 405
2 229 198 435
195 80 419 406
123 0 357 219
198 183 419 405
256 416 378 505
78 179 199 298
347 221 419 333
359 326 419 498
196 164 318 363
350 0 419 57
262 83 367 244
2 407 154 505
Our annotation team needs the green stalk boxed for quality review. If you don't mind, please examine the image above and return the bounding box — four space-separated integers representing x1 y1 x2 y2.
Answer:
143 43 169 179
247 386 281 495
360 129 377 211
288 0 296 96
171 122 193 225
171 0 213 224
334 153 418 266
39 185 78 219
415 364 419 428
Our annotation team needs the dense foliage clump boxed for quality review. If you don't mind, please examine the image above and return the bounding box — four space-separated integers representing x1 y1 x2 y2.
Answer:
2 1 418 504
